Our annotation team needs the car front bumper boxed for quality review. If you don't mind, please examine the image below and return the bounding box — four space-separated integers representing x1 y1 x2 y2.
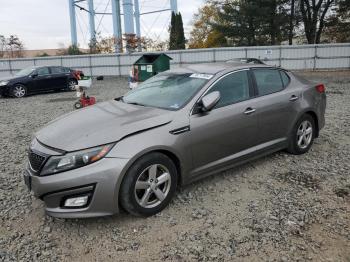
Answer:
24 157 129 218
0 86 10 96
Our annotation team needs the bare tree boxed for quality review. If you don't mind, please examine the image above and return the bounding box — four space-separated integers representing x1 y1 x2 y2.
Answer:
6 35 25 58
0 35 6 58
300 0 335 44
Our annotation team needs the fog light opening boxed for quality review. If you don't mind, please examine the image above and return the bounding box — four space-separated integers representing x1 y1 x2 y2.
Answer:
64 195 89 207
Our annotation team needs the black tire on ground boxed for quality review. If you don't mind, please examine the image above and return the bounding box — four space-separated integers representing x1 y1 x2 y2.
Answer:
287 114 316 155
11 84 27 98
67 79 78 91
119 152 178 217
74 101 83 109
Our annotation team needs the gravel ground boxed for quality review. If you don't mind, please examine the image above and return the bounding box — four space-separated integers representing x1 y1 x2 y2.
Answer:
0 72 349 262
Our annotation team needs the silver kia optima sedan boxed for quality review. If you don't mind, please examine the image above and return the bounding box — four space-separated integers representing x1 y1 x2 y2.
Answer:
24 62 326 218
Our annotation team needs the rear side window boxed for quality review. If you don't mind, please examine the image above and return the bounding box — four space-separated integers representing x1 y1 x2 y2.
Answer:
62 67 70 73
253 69 284 96
51 67 64 74
37 67 49 75
280 70 290 87
208 70 250 108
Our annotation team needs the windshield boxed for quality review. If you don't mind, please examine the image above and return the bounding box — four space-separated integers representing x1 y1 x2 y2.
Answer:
122 73 211 110
15 67 36 77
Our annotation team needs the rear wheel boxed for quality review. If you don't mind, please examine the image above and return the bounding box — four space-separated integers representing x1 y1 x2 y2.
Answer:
12 84 27 98
287 114 315 155
67 79 77 91
120 152 178 217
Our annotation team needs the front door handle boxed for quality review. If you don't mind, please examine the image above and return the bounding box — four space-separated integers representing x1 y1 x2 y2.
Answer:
244 107 256 115
289 95 299 101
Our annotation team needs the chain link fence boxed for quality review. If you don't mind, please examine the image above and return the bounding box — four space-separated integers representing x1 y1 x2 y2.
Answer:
0 43 349 77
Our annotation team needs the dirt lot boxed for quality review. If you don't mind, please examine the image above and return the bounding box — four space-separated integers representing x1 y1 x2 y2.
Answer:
0 71 349 262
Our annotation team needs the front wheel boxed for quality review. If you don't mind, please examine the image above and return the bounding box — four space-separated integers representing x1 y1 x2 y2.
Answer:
12 84 27 98
287 114 315 155
120 153 178 217
74 101 83 109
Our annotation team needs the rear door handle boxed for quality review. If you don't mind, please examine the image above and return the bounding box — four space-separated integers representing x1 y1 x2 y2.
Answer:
244 107 256 115
289 95 299 101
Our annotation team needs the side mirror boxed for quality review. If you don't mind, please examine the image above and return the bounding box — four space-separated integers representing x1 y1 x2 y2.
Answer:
31 72 38 78
199 91 220 112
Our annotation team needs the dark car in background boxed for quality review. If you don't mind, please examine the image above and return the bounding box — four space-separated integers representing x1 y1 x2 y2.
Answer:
0 66 79 98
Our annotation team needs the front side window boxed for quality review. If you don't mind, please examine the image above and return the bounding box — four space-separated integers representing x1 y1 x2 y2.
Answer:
122 73 210 110
37 67 49 76
253 69 284 96
207 70 250 109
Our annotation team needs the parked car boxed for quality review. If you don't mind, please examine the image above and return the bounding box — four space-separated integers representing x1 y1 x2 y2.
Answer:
24 62 326 218
0 66 79 98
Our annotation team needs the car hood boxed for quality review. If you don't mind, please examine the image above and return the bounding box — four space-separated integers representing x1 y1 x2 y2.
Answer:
36 100 173 152
0 75 24 82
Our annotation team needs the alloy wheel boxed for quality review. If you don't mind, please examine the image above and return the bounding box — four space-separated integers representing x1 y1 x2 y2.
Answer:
68 80 77 91
296 120 313 149
13 85 26 98
134 164 171 208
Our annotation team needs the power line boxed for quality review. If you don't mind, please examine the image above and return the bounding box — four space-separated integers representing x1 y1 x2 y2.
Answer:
96 0 111 33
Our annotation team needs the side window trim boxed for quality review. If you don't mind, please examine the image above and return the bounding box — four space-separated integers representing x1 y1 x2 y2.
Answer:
251 68 286 97
191 68 252 115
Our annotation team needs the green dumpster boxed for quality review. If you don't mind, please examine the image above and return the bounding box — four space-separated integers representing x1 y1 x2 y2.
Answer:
133 53 172 82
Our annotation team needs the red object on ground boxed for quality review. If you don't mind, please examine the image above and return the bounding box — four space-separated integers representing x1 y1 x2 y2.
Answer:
315 84 325 93
81 96 96 107
74 96 96 109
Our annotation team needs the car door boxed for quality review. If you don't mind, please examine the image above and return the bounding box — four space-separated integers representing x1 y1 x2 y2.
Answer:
188 69 259 177
49 67 68 89
251 68 300 145
32 67 51 92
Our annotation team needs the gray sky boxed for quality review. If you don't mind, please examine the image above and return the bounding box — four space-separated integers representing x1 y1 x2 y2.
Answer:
0 0 203 50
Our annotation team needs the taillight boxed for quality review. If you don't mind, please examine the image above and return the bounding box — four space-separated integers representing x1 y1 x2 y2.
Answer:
315 84 325 93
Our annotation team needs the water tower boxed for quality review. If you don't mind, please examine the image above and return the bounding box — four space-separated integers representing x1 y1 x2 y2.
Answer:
68 0 178 53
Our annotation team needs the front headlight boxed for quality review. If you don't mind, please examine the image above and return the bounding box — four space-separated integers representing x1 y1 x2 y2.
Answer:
0 81 9 86
40 144 114 176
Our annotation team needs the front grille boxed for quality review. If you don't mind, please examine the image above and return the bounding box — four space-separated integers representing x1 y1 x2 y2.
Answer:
28 151 46 172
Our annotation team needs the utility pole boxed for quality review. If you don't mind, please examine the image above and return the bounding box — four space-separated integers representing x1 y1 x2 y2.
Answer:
134 0 142 51
87 0 96 44
122 0 135 34
170 0 178 13
68 0 78 46
111 0 123 53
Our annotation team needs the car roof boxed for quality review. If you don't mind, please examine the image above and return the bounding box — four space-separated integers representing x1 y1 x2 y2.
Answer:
167 62 273 75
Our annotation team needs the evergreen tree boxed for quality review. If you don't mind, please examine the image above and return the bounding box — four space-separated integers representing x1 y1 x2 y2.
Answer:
169 12 186 50
169 12 177 50
211 0 290 46
175 13 186 49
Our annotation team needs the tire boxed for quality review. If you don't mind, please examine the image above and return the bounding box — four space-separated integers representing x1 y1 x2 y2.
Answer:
74 101 83 109
120 152 178 217
287 114 315 155
67 79 78 91
12 84 27 98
